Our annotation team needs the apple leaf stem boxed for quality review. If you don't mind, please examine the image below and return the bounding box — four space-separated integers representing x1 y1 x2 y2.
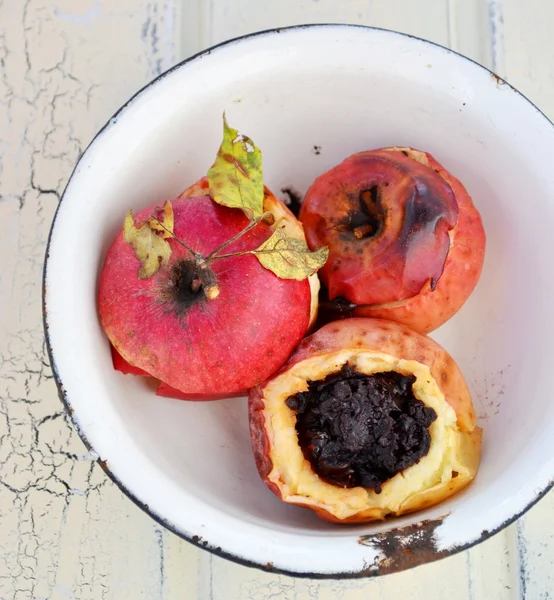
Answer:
211 227 329 280
207 212 273 260
148 214 198 257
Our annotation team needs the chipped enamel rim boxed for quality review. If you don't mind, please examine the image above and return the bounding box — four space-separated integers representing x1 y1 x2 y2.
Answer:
42 24 554 578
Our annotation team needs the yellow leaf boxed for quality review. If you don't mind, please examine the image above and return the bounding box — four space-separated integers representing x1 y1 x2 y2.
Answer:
148 200 175 239
207 114 264 219
123 210 172 279
253 228 329 280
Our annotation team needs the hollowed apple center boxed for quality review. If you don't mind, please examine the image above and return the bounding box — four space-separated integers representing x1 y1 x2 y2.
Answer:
343 186 386 240
285 364 437 493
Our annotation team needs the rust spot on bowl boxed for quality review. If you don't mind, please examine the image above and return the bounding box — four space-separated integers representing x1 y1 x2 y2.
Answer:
358 516 449 575
491 72 506 87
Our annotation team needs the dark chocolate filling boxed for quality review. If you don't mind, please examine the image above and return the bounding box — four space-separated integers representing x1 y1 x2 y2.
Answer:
285 365 437 493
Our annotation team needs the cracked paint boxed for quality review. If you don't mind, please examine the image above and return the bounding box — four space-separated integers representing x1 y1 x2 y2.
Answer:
0 1 185 599
2 0 554 598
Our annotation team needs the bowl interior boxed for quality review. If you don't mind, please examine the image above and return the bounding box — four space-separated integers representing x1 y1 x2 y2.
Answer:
44 26 554 576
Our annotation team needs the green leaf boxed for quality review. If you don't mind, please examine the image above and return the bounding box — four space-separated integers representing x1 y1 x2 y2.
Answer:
123 209 172 279
253 228 329 280
207 114 264 218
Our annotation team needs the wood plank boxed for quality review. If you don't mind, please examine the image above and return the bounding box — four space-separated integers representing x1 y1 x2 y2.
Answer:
496 0 554 119
192 0 450 50
1 0 550 596
446 0 492 65
209 552 473 600
466 525 521 599
488 1 554 598
0 1 204 599
516 493 554 600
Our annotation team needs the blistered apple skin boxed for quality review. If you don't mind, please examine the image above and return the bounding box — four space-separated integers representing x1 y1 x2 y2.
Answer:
249 318 482 523
300 148 486 334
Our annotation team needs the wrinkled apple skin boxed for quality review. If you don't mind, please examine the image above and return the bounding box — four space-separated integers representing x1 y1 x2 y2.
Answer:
258 317 477 429
111 344 149 376
110 346 242 400
249 318 481 523
155 381 244 401
300 148 486 333
99 196 312 398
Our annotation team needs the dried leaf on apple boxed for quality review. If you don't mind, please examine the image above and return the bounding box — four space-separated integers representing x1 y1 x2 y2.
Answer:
123 210 172 279
148 200 175 239
253 227 329 280
207 114 264 219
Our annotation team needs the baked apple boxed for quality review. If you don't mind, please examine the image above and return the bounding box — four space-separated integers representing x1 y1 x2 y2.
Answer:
98 117 327 398
299 147 486 333
249 318 481 523
178 176 320 328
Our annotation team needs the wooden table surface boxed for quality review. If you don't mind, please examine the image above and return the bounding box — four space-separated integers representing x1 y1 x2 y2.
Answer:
1 1 553 598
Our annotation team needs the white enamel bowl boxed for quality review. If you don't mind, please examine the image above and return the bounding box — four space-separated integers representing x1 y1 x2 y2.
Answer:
43 25 554 577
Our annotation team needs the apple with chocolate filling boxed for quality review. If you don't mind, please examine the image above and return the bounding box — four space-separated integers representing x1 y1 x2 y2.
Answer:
98 117 327 399
299 147 486 333
249 318 481 522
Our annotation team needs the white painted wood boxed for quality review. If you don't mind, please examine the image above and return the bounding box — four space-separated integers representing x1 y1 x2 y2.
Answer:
516 493 554 599
0 2 204 599
497 0 554 119
181 0 492 66
210 551 474 600
2 0 554 596
189 0 451 51
446 0 491 65
492 3 554 597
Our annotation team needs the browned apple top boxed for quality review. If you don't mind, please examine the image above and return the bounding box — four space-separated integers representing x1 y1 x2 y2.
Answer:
300 149 459 305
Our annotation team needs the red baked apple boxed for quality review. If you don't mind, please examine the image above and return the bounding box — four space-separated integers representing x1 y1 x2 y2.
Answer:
99 196 314 397
99 117 326 399
300 147 486 333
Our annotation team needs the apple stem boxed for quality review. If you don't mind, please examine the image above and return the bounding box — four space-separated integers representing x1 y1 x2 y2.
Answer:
353 224 373 239
185 260 220 301
149 209 274 301
205 285 220 300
